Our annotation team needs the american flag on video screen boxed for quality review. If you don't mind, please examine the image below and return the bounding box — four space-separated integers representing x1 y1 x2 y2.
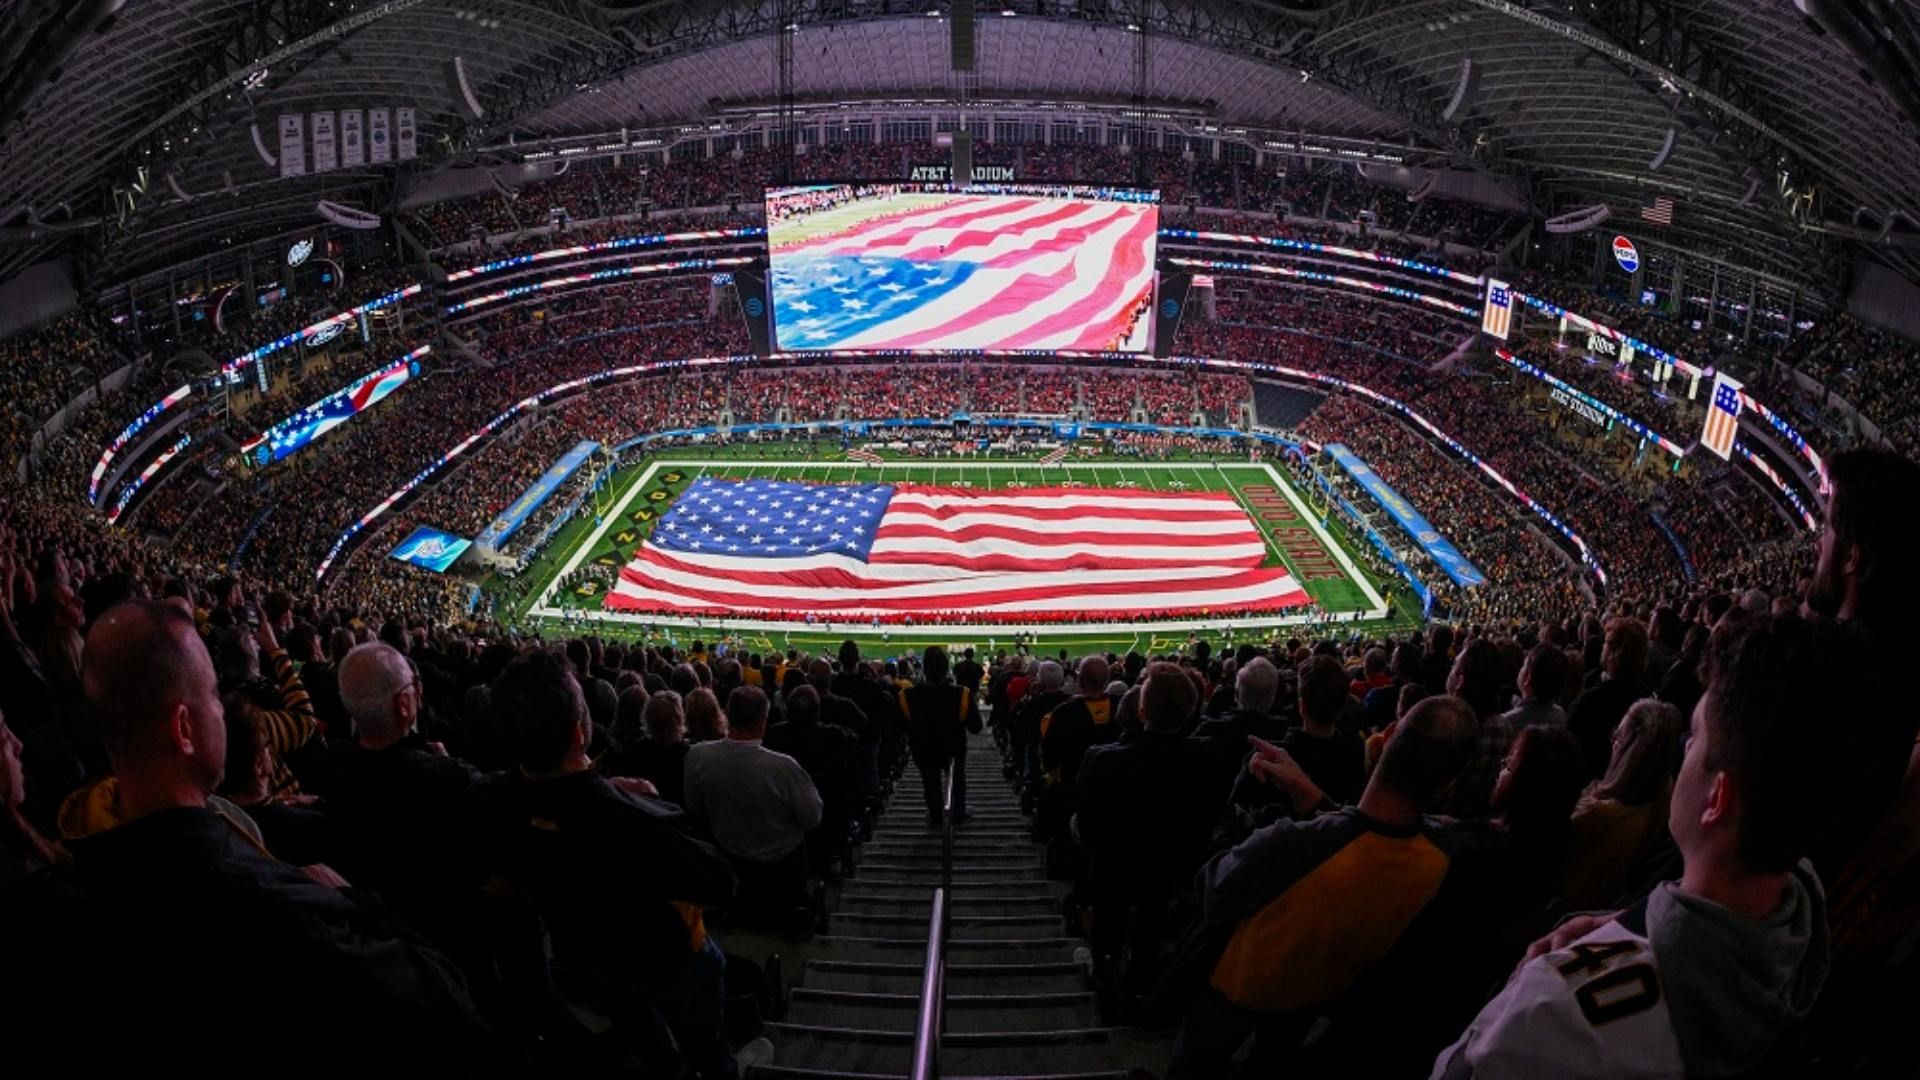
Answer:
1641 195 1675 226
1700 373 1743 460
604 478 1310 618
771 195 1158 351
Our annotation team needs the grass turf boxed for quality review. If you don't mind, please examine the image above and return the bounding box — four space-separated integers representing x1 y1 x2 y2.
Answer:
489 443 1420 654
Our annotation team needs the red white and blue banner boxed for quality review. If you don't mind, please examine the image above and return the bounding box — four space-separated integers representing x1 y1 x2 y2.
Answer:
1700 371 1744 460
1481 278 1513 340
766 185 1159 353
605 478 1309 619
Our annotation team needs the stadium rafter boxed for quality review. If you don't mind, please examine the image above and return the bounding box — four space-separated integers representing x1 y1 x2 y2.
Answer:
2 0 1919 292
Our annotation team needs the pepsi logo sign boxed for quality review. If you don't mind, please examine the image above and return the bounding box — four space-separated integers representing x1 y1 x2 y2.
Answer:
1611 235 1640 273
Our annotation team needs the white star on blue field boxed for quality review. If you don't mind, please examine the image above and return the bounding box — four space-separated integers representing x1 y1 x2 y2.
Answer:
652 478 893 558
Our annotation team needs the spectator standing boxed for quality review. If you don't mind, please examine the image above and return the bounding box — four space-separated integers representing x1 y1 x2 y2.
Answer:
900 646 981 826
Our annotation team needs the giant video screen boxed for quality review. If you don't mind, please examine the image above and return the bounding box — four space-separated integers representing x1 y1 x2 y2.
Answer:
766 183 1159 352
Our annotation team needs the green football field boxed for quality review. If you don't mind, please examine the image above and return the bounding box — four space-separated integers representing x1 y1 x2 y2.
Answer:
492 445 1419 656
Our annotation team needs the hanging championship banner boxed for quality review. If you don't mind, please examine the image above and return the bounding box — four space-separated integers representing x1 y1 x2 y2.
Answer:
311 111 337 173
368 108 391 164
340 110 364 168
278 114 306 178
396 107 417 161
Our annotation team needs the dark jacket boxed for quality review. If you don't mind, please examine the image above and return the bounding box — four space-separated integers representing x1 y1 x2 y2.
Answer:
834 670 904 741
326 734 488 920
900 681 981 761
467 769 734 978
0 806 489 1074
602 737 691 807
1076 730 1229 898
766 715 859 822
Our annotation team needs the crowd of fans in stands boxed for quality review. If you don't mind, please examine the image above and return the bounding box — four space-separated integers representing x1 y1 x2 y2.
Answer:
0 438 1913 1076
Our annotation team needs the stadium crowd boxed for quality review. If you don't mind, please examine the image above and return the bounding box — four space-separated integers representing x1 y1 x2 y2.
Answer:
0 429 1913 1076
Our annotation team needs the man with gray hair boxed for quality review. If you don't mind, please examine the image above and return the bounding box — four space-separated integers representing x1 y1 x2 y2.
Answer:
326 642 486 932
1010 659 1071 810
1190 653 1282 745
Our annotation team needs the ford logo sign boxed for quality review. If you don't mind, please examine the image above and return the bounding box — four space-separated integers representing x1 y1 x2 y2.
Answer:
303 320 345 347
286 238 314 266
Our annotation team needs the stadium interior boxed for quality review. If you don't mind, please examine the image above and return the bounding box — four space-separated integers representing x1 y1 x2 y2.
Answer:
1 0 1918 1076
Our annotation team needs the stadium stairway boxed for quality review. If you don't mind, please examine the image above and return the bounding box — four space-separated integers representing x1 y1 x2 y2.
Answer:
751 737 1167 1079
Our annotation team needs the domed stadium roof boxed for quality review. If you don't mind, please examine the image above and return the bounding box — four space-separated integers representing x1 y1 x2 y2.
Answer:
1 0 1915 288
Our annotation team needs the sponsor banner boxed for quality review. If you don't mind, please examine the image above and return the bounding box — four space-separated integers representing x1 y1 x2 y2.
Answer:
278 114 306 178
475 440 601 549
340 109 364 168
368 108 391 164
1323 443 1486 588
396 107 416 160
311 111 337 172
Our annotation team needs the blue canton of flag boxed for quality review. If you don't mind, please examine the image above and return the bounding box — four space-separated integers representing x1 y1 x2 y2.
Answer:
1489 286 1509 307
652 478 895 559
771 255 973 348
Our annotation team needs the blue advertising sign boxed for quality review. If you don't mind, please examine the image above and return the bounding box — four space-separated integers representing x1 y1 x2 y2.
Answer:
389 527 472 573
1323 444 1487 588
475 440 600 549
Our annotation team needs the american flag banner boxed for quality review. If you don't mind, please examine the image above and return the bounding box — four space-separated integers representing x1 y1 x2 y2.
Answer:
1641 195 1675 226
604 478 1310 620
1700 372 1744 460
768 188 1159 352
1481 278 1514 340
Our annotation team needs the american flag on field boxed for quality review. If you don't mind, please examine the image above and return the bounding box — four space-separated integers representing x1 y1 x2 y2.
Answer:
1700 373 1744 460
770 194 1158 352
1641 195 1675 226
603 478 1310 619
1481 279 1513 340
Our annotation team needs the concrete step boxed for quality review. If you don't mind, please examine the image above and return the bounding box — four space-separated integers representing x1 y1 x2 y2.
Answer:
837 887 1052 910
785 988 1099 1033
829 912 1062 941
757 1023 1142 1077
801 959 1088 996
839 880 1060 901
806 935 1080 966
854 865 1048 884
837 893 1057 918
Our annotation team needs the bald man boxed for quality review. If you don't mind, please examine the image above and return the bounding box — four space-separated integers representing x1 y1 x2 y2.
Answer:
326 642 487 931
3 602 491 1072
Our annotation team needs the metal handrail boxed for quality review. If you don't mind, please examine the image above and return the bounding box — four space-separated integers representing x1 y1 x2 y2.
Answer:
910 886 949 1080
941 763 955 891
911 764 958 1080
